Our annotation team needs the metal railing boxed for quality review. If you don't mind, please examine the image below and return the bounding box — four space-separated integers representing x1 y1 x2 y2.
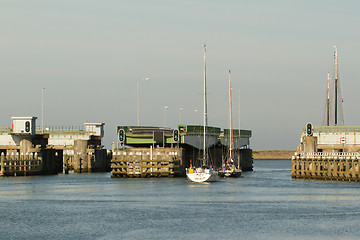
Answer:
35 126 87 134
0 126 96 135
302 125 360 133
0 127 11 134
298 152 360 157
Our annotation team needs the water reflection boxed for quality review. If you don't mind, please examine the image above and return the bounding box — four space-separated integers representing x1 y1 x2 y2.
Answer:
0 160 359 240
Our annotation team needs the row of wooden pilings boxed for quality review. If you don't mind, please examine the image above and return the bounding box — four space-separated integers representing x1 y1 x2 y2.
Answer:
0 152 42 176
111 147 183 178
63 153 96 174
292 153 360 181
0 152 97 176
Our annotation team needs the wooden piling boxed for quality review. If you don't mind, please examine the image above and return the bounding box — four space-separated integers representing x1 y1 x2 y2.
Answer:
292 153 360 181
111 147 184 178
87 152 93 172
0 153 4 176
64 155 69 174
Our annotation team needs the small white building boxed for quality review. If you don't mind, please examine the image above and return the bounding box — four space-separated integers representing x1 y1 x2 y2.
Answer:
11 116 37 135
298 125 360 153
84 123 105 137
0 117 105 153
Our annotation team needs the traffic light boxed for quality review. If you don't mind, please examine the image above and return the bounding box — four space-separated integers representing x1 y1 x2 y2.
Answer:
25 121 30 133
306 123 313 136
173 129 179 142
118 129 125 143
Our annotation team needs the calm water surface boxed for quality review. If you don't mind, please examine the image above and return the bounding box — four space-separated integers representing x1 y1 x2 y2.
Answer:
1 160 359 240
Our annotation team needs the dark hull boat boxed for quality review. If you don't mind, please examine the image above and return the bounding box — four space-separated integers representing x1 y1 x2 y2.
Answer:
218 70 242 178
218 164 242 178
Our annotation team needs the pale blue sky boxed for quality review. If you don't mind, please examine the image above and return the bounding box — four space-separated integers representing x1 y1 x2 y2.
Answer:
1 0 360 150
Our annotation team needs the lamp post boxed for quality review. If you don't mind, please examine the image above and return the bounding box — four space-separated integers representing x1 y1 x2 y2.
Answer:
164 106 168 127
179 108 183 124
137 77 150 126
41 88 45 133
193 109 198 125
232 87 241 140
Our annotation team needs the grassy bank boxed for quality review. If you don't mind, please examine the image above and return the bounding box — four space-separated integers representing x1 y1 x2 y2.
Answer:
252 150 294 160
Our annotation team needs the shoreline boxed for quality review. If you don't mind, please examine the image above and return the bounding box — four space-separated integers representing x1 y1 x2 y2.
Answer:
252 150 294 160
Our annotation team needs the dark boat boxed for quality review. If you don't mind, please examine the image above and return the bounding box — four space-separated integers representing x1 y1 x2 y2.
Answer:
218 161 242 178
218 70 242 178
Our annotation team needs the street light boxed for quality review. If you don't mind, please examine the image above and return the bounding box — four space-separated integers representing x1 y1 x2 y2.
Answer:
232 87 241 139
179 108 183 124
193 109 198 125
137 77 150 126
164 106 168 127
42 88 45 133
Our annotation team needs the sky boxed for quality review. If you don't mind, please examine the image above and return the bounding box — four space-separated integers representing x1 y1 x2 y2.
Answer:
1 0 360 150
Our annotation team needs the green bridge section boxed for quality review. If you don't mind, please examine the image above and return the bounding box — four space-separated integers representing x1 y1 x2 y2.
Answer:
178 125 251 138
116 126 177 145
116 125 252 146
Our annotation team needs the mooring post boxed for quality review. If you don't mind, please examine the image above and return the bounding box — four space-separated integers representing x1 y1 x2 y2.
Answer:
345 158 350 179
0 152 4 176
78 154 82 173
64 155 69 174
300 159 305 177
327 157 331 178
355 158 360 179
88 152 92 173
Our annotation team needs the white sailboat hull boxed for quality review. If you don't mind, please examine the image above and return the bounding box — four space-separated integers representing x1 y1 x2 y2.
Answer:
185 45 219 184
186 168 218 182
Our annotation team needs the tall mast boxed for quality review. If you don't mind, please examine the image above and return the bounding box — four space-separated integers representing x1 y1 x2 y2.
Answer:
229 70 234 161
203 44 208 166
326 72 330 126
334 46 338 126
238 88 240 169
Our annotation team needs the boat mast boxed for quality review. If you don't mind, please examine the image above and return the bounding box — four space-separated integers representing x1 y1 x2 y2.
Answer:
326 72 330 126
229 70 234 162
238 87 240 169
203 44 208 166
334 46 338 126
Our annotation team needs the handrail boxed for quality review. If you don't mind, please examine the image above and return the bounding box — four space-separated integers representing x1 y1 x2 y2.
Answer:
302 125 360 133
0 127 11 133
298 152 360 157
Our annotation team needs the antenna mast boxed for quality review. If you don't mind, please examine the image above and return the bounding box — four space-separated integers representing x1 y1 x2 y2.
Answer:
203 44 208 166
326 72 330 126
334 46 338 126
229 70 234 161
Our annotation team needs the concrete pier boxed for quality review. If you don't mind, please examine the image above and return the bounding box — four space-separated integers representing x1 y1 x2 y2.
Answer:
0 117 109 176
292 152 360 181
293 125 360 181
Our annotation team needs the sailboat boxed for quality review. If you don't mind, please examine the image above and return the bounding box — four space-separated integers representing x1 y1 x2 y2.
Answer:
186 44 218 183
218 70 242 178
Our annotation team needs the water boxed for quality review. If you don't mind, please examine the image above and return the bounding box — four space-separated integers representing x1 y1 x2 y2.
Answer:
0 160 359 240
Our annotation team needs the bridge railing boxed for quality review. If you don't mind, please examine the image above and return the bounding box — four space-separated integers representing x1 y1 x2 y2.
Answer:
297 152 360 157
302 125 360 133
0 127 11 134
36 126 86 134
